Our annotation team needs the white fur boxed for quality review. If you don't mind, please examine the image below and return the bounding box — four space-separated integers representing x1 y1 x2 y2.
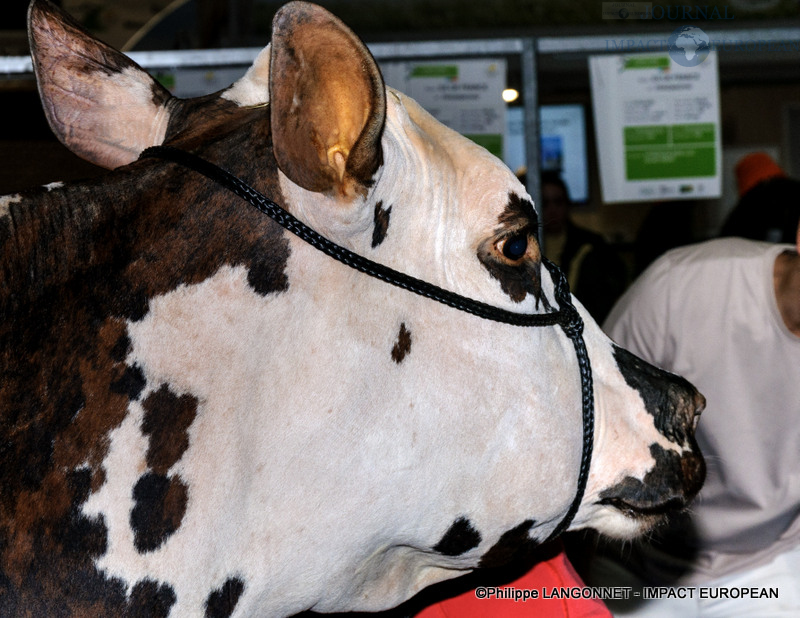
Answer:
47 65 170 168
222 46 271 107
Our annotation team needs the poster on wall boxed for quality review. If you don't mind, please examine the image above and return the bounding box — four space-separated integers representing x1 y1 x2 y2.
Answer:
380 59 507 159
589 51 721 203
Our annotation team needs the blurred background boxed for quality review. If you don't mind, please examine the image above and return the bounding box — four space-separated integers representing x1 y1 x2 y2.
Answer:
3 0 800 296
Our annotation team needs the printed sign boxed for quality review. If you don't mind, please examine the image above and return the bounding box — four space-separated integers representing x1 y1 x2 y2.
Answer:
589 51 721 203
380 59 507 159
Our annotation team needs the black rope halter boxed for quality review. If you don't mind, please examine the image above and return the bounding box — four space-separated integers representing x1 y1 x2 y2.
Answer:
140 144 594 543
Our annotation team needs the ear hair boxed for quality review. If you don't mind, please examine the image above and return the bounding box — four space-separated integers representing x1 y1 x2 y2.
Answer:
269 1 386 199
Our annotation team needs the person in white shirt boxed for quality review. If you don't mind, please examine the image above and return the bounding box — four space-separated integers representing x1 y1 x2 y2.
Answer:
587 220 800 617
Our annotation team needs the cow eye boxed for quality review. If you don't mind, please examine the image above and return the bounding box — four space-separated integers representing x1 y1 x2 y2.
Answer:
501 233 528 261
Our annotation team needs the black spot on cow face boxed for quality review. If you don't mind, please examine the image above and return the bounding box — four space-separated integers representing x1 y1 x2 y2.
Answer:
131 473 188 553
141 384 198 475
478 519 537 568
612 345 704 445
599 442 705 516
127 579 177 618
433 517 482 556
371 201 392 248
477 193 550 309
109 363 146 401
391 323 412 364
205 577 246 618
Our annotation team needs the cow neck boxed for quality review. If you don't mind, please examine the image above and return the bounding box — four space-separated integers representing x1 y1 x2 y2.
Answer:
139 144 593 543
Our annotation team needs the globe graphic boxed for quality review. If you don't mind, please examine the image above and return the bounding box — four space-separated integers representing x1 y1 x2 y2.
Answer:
668 26 711 67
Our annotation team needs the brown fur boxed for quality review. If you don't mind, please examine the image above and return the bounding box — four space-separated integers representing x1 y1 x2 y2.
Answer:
0 63 290 618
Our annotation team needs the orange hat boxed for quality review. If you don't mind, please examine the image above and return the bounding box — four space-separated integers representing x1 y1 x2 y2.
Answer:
735 152 786 197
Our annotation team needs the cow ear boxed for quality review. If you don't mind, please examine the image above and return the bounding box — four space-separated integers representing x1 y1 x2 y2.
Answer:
269 1 386 200
28 0 171 169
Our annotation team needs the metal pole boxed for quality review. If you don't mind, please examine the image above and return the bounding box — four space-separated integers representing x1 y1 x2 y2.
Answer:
521 37 541 244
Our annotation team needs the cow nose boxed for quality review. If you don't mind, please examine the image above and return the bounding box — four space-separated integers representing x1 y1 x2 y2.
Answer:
673 381 705 443
670 381 705 438
599 441 706 520
612 346 705 446
604 346 707 520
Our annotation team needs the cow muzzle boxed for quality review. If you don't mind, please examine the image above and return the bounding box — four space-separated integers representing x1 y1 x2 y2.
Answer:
598 439 706 520
597 348 706 531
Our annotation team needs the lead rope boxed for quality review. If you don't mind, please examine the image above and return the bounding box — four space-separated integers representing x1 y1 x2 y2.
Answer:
140 145 594 542
541 261 594 543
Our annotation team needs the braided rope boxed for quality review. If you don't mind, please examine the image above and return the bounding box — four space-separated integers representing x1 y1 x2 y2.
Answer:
541 260 595 542
140 145 594 542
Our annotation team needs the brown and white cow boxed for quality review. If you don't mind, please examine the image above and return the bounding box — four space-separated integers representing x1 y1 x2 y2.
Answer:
0 1 704 616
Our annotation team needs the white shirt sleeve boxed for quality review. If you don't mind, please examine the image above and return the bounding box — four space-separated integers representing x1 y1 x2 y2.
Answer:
602 254 673 370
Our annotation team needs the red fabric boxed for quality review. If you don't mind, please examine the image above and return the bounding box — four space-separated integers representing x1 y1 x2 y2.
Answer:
415 549 611 618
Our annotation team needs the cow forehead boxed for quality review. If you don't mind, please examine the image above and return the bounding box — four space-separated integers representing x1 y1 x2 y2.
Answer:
383 88 529 227
276 86 537 306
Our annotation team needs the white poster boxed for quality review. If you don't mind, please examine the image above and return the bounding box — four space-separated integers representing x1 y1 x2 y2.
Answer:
380 59 507 159
589 51 721 203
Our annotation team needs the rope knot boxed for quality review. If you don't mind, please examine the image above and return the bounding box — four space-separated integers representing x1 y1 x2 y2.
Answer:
560 305 584 340
542 258 583 340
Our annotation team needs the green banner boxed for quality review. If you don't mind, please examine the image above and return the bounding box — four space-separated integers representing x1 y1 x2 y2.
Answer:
410 65 459 79
623 56 670 70
625 123 716 180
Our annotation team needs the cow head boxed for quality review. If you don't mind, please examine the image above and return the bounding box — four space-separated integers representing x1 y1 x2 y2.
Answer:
0 0 703 615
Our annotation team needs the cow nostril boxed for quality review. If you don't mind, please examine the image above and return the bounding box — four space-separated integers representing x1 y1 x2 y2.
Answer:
694 391 706 417
690 391 706 430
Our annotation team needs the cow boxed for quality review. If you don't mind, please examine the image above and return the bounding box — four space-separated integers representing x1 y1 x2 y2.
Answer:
0 1 705 616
